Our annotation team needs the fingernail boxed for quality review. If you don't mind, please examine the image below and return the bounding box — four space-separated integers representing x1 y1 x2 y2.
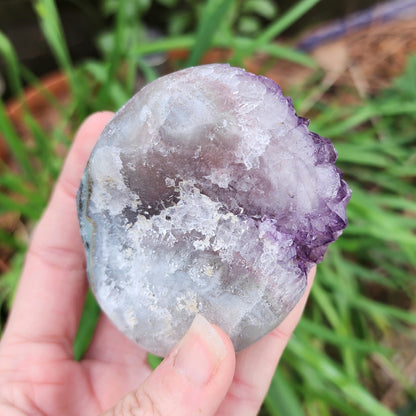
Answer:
174 314 226 386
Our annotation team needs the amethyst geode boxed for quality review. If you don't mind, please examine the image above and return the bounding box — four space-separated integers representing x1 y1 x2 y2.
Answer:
77 64 351 356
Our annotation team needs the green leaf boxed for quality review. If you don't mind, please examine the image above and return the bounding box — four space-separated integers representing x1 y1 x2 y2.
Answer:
264 368 305 416
0 31 23 96
169 11 193 35
391 55 416 100
0 228 22 250
238 16 261 35
297 318 390 354
34 0 73 75
318 101 416 137
148 353 163 369
350 297 416 325
0 252 24 311
289 338 395 416
0 100 36 179
0 193 40 219
136 57 159 83
243 0 277 19
186 0 234 67
232 0 321 64
73 290 101 360
257 42 317 68
33 0 86 117
105 0 129 82
131 35 195 55
131 34 317 69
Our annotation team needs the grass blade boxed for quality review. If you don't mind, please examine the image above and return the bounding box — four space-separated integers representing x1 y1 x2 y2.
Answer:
264 368 305 416
105 0 129 84
132 35 195 56
232 0 321 63
0 32 23 97
0 229 22 251
148 354 163 370
0 100 35 179
131 34 317 69
0 193 40 219
259 43 317 68
33 0 86 116
186 0 234 67
73 290 101 360
34 0 73 76
289 338 395 416
297 318 390 354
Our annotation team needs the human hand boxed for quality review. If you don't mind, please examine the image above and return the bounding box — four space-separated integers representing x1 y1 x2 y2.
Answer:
0 112 315 416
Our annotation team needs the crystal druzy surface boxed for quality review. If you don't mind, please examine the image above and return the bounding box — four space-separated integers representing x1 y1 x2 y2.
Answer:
77 64 351 356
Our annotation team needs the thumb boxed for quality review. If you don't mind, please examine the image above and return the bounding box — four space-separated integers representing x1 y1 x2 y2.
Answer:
101 315 236 416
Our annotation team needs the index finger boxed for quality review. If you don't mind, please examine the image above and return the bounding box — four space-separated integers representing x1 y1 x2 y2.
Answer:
3 112 113 353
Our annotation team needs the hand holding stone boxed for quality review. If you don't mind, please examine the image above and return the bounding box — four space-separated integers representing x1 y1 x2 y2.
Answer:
0 112 316 416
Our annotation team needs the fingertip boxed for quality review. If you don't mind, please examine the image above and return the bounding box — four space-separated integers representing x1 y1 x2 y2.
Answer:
173 315 235 387
211 322 237 379
103 315 236 416
71 111 114 159
75 111 114 138
78 110 114 128
55 111 114 198
212 323 236 364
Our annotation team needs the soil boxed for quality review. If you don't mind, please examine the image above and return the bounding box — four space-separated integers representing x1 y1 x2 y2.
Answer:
260 19 416 99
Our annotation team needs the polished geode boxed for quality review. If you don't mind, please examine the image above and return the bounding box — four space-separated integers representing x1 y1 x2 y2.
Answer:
77 64 351 356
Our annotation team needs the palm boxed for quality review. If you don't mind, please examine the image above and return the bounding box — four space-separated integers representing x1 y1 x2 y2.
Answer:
0 315 151 415
0 315 311 416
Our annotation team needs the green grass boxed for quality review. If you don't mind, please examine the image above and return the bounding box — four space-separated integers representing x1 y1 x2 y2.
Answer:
1 1 416 415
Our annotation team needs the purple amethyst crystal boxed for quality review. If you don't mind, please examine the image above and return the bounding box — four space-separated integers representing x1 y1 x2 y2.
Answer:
77 64 351 356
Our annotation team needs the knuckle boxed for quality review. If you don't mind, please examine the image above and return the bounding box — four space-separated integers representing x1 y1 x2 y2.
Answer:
57 171 79 202
134 389 163 416
116 388 162 416
27 241 85 273
269 326 291 343
225 377 261 410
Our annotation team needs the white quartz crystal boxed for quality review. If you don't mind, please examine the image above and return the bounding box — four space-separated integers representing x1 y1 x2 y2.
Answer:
77 64 350 356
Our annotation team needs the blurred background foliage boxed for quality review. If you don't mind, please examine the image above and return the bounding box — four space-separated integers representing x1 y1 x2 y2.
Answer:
0 0 415 415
